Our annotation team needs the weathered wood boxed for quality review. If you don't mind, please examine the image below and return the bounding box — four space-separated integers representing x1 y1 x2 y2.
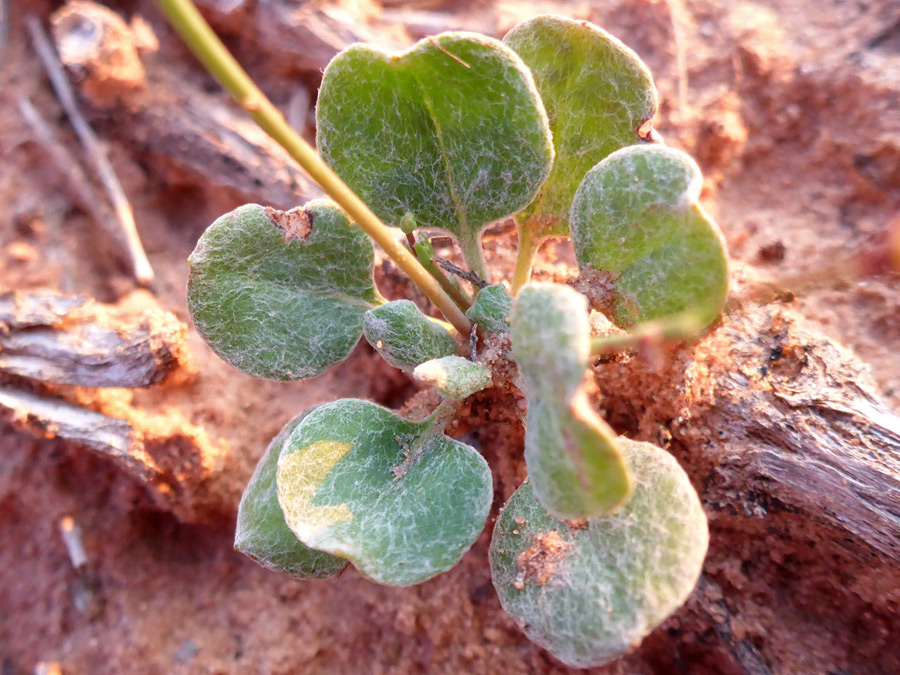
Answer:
0 382 233 522
50 2 321 210
0 289 188 389
29 12 154 285
594 301 900 563
0 386 155 481
0 289 86 332
193 0 410 75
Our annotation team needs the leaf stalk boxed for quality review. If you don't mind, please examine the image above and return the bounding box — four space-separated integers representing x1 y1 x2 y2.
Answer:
154 0 471 335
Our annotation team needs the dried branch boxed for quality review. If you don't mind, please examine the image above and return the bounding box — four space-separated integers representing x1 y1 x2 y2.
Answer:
17 98 125 253
192 0 409 75
0 383 233 522
51 1 320 209
595 301 900 563
26 14 154 286
0 289 188 389
0 386 156 481
0 289 86 332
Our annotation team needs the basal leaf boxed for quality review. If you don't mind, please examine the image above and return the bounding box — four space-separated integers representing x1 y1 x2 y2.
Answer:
466 284 512 335
504 14 657 240
187 200 377 380
490 439 709 669
276 399 492 586
234 409 348 579
512 283 631 518
570 145 729 328
316 33 553 277
363 300 458 371
413 355 492 400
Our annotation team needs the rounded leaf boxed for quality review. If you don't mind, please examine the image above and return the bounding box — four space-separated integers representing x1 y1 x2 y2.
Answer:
524 393 632 519
363 300 458 371
490 439 709 668
187 201 378 380
511 282 589 401
316 33 553 265
235 410 348 579
511 283 632 518
570 145 729 327
413 355 492 400
466 284 512 335
504 14 658 239
276 399 492 586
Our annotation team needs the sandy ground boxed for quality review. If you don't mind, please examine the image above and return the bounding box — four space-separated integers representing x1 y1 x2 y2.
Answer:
1 0 899 672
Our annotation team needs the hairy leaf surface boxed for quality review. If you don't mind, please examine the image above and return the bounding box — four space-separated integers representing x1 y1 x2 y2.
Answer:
490 440 709 668
276 399 492 586
504 14 657 239
187 201 377 380
571 145 729 327
467 284 512 335
363 300 458 371
317 33 553 274
235 410 348 578
413 355 492 400
511 283 631 518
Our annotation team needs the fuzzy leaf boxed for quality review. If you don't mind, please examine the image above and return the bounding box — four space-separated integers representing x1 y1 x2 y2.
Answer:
234 410 348 579
466 284 512 334
511 283 589 401
571 145 729 328
512 283 631 518
316 33 553 273
276 399 492 586
413 356 492 400
504 15 657 239
363 300 458 371
187 201 377 380
490 439 709 669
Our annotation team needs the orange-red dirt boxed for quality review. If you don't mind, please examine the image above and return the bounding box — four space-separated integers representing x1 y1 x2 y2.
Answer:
2 0 899 673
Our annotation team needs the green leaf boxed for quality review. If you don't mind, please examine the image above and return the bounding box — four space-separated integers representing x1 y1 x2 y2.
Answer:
504 14 657 240
490 439 709 669
512 283 631 518
466 284 512 335
413 356 492 400
187 200 378 380
570 145 729 328
316 33 554 277
363 300 458 371
511 282 589 401
276 399 492 586
234 409 348 579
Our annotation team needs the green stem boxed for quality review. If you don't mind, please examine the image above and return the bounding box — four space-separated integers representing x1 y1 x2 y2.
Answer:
423 257 473 311
590 310 706 355
154 0 471 336
511 223 541 295
458 231 490 284
414 238 472 310
425 398 461 434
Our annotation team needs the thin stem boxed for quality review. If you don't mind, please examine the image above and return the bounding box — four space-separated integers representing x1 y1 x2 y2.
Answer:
28 16 154 286
511 223 541 295
590 310 706 355
457 231 490 284
425 398 461 434
414 239 473 310
154 0 471 335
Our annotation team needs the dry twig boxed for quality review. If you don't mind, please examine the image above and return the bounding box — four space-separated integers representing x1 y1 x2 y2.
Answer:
26 14 155 286
17 98 123 252
0 289 188 388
